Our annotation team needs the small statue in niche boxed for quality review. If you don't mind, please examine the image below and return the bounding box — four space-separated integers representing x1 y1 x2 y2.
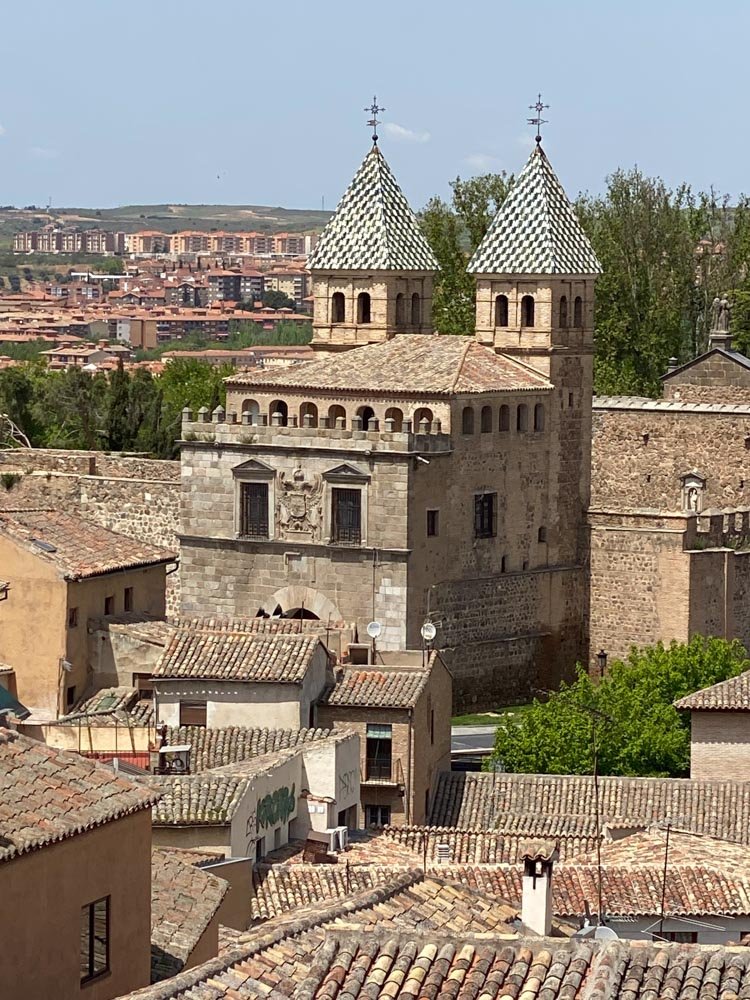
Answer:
686 486 700 512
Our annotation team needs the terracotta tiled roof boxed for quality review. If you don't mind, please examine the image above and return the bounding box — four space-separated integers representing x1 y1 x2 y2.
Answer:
0 729 159 862
251 863 412 920
153 629 324 684
163 725 336 772
428 771 750 843
175 615 348 635
225 335 552 395
468 144 601 276
307 144 438 272
58 686 155 727
0 509 175 579
382 823 601 864
674 669 750 710
151 850 228 982
320 664 430 709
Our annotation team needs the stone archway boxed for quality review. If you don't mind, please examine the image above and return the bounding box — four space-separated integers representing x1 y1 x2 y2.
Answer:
259 586 342 622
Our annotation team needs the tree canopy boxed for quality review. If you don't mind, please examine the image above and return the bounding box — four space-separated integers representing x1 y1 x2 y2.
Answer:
488 637 750 778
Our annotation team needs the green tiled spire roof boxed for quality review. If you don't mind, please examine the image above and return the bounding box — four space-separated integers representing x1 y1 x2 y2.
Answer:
308 144 438 272
467 144 601 275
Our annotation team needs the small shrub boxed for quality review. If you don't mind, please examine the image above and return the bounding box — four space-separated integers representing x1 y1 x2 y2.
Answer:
0 472 20 490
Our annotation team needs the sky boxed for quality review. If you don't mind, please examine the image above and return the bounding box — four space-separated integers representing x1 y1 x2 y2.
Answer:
1 0 748 212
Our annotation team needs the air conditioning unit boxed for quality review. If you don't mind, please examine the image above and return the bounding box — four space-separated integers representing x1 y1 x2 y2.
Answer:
322 826 349 852
335 825 348 850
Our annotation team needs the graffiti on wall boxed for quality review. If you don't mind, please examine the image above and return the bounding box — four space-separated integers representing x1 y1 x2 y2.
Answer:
257 784 296 829
338 769 357 798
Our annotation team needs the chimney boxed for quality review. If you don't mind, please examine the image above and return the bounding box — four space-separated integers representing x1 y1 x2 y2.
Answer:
520 840 558 936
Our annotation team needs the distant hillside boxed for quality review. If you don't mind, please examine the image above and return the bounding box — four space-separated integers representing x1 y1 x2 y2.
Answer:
0 203 332 247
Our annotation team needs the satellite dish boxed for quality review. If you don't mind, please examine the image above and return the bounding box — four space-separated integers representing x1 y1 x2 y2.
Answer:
593 925 619 940
366 621 382 639
420 622 437 643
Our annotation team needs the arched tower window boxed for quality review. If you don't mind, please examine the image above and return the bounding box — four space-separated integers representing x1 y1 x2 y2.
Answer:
395 293 406 327
534 403 545 432
385 407 403 431
495 295 509 327
411 292 421 326
521 295 535 328
574 296 583 327
269 399 288 426
462 406 474 435
241 398 260 420
328 404 346 428
357 292 371 324
559 296 568 328
331 291 345 324
499 404 510 431
413 407 433 428
517 404 528 432
357 405 376 430
480 406 493 433
299 402 318 427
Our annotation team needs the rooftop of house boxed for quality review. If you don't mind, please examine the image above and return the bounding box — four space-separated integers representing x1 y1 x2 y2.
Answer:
0 729 159 862
225 334 553 396
90 613 174 647
660 344 750 381
428 771 750 844
307 143 439 273
58 686 155 728
467 143 601 276
175 615 350 636
160 725 337 773
150 850 229 983
674 669 750 711
153 628 325 684
319 662 432 710
0 508 176 580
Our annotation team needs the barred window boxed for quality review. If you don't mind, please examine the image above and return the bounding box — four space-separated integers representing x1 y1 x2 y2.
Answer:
239 482 269 538
474 492 497 538
332 488 361 544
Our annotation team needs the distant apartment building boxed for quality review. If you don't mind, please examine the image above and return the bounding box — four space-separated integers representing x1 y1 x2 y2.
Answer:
13 228 125 254
125 231 172 255
206 270 243 304
263 268 309 308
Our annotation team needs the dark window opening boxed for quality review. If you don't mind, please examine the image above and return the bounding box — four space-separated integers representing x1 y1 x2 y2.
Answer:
331 291 345 324
328 404 346 428
462 406 474 435
411 292 421 326
357 405 376 430
501 555 507 573
256 838 264 861
68 607 79 629
332 488 362 544
522 559 529 570
517 404 528 432
365 804 391 827
427 509 439 537
180 700 207 727
474 492 497 538
480 405 493 433
299 402 319 427
80 896 110 983
499 405 510 431
430 708 435 744
239 482 269 539
534 403 545 432
357 292 371 324
414 407 433 427
385 407 403 431
395 292 406 327
269 399 288 426
521 295 535 327
66 685 77 708
366 723 392 781
568 392 574 408
538 526 547 543
104 595 114 616
124 587 133 612
495 294 509 327
573 295 583 327
559 295 568 328
659 932 698 944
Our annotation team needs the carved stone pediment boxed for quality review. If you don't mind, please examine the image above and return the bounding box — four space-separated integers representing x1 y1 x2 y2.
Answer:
323 463 370 483
233 458 275 478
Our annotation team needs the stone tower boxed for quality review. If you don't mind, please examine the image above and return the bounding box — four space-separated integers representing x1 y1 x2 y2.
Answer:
468 141 601 641
308 143 438 351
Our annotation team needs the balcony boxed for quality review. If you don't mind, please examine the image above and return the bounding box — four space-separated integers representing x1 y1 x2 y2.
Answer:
362 756 404 787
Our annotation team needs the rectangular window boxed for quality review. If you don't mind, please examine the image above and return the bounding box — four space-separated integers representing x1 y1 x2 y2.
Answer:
366 723 392 781
180 700 207 727
474 492 497 538
430 708 435 744
239 482 269 539
365 804 391 826
427 509 439 537
332 488 361 544
104 595 114 616
66 685 77 708
80 896 110 983
68 607 79 629
124 587 133 612
659 931 698 943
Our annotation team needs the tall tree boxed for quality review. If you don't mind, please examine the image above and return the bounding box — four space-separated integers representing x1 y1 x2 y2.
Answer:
106 360 132 451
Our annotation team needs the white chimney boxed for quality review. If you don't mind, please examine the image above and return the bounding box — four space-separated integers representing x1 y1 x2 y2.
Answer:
520 840 558 936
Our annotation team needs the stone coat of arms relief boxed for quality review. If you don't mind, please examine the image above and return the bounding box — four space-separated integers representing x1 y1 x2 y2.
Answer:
276 465 324 540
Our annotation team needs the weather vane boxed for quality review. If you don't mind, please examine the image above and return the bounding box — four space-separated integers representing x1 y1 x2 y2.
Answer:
365 96 385 144
527 93 549 144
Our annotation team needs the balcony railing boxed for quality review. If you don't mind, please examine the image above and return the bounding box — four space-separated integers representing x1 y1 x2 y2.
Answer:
363 756 404 786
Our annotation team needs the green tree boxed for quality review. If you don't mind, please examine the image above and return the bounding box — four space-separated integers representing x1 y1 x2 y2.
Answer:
261 289 297 311
39 368 108 449
489 637 749 778
419 197 475 335
450 172 513 254
106 360 132 451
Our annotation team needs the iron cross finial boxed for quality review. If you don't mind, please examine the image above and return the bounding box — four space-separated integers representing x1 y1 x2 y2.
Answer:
365 96 386 144
527 93 550 144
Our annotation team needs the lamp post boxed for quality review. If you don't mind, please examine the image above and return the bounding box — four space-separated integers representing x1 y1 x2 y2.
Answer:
596 649 608 679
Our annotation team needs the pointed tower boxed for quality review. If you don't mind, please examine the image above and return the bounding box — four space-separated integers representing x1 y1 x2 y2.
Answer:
308 143 438 351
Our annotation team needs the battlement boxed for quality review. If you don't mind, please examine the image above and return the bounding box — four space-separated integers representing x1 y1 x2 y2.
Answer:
180 406 452 454
689 507 750 550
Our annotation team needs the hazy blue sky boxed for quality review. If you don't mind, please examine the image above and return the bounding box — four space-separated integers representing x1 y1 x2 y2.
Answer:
0 0 746 211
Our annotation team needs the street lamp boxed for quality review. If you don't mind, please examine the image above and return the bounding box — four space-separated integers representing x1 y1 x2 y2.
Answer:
596 649 608 679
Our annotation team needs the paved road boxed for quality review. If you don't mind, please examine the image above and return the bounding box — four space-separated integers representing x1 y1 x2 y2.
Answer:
451 725 498 756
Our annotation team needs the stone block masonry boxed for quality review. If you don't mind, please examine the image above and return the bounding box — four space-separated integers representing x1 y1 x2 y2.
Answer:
0 450 181 613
